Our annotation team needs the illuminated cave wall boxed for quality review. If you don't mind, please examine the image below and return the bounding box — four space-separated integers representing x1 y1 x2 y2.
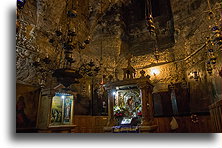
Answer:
89 0 222 113
171 0 222 111
16 0 131 86
16 0 222 116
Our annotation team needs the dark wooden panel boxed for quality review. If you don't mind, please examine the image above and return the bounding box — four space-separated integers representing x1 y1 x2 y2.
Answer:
72 115 212 133
154 115 213 133
209 99 222 132
73 116 108 133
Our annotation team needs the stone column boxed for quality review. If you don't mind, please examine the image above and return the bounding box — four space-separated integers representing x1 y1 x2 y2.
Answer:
106 87 116 127
138 82 154 126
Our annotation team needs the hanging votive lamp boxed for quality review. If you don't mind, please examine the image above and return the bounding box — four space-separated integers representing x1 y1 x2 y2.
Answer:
146 15 155 33
210 25 222 47
154 48 160 62
206 61 213 75
63 42 74 51
210 55 217 65
68 29 76 36
64 51 73 62
42 54 51 64
67 9 78 18
84 36 91 44
208 11 214 20
193 71 199 81
208 49 217 64
79 42 86 49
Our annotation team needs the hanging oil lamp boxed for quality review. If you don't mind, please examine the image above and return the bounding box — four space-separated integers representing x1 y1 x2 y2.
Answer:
208 49 217 65
68 29 76 36
88 60 95 67
94 67 100 73
154 48 160 62
42 53 51 64
63 42 74 51
84 36 91 44
206 61 213 75
210 55 217 65
193 71 199 81
207 11 214 20
79 42 86 49
212 25 222 45
64 50 75 63
67 9 78 18
146 15 155 34
145 0 156 34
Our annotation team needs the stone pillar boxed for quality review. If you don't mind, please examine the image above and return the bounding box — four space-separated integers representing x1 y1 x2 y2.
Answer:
138 82 154 126
106 87 116 127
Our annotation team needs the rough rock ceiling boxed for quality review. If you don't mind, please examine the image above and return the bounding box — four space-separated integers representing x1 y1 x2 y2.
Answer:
91 0 175 56
35 0 130 32
16 0 222 86
24 0 175 56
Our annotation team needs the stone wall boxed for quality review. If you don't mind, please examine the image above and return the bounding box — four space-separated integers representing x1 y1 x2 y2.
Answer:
16 0 222 113
171 0 222 111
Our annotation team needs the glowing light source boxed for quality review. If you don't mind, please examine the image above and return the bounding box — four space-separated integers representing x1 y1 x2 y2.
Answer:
61 95 65 99
150 68 160 76
112 91 117 96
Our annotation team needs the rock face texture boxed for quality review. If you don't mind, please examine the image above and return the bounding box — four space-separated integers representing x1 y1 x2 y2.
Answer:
16 0 222 113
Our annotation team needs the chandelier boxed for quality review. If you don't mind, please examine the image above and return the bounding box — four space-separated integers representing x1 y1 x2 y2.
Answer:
49 0 100 87
16 0 100 88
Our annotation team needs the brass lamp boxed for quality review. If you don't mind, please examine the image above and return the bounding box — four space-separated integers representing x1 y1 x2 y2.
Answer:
206 61 213 75
193 71 199 81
